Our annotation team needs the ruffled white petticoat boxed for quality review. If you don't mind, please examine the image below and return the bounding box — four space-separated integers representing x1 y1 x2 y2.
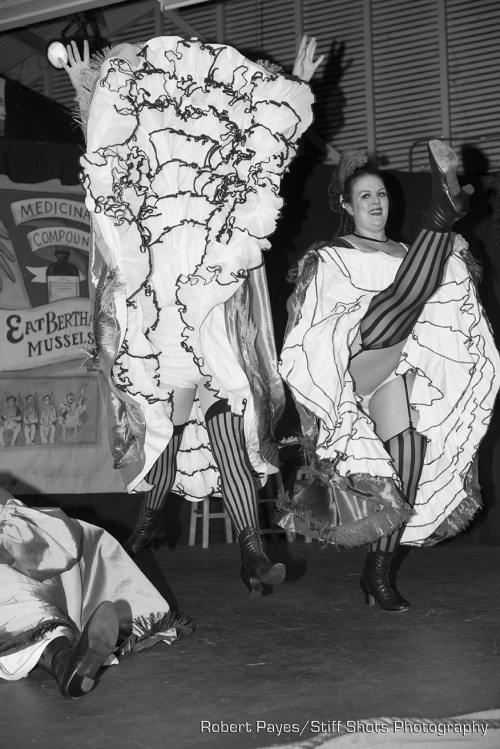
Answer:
81 36 314 496
278 243 500 546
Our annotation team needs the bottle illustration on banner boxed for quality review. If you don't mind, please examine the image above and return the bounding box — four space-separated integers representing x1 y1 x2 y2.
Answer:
46 247 80 302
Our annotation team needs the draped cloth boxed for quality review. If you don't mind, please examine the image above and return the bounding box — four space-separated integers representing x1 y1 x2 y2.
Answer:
0 489 193 678
79 36 314 497
277 242 500 547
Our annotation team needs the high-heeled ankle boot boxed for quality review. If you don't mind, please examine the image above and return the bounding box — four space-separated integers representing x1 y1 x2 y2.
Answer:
238 527 286 594
38 601 119 698
360 550 410 612
123 502 167 558
422 139 474 232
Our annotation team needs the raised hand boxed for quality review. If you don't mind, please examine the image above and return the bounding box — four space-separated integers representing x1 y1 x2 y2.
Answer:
450 232 469 256
292 35 324 82
59 40 90 92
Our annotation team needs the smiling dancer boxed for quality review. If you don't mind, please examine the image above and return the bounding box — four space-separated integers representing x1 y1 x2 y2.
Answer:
278 142 500 610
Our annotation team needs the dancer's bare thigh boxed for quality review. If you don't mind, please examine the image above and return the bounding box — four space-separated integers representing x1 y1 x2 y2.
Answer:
170 377 226 424
349 341 405 396
368 372 418 443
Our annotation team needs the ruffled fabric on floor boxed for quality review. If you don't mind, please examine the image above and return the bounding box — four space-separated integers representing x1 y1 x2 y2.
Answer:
0 496 192 674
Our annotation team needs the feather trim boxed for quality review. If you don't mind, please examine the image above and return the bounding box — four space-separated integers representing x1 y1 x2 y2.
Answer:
72 48 113 138
329 148 369 197
285 247 323 340
0 620 69 655
81 266 126 373
255 58 285 76
328 148 369 215
460 247 483 285
118 610 195 654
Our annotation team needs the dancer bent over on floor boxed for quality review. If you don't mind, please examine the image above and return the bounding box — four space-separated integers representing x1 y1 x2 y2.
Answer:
61 36 323 594
278 141 500 610
0 488 192 697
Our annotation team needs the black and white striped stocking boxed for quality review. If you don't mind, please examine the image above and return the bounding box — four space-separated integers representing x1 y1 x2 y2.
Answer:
144 423 186 511
205 404 259 535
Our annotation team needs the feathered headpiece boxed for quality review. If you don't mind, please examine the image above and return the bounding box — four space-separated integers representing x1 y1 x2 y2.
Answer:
328 148 369 212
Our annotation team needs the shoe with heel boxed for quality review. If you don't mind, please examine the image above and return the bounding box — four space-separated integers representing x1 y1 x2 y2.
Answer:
360 550 410 612
423 139 474 232
239 526 286 594
38 600 119 698
123 502 167 558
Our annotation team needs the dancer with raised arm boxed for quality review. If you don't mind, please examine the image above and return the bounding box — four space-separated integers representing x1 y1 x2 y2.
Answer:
278 142 500 610
61 35 322 594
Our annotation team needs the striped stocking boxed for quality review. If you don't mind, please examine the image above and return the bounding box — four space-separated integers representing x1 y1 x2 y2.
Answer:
360 229 451 349
205 407 259 535
144 423 185 511
371 426 427 553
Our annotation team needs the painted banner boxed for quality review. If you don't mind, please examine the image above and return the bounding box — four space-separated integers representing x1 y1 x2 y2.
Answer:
0 174 123 494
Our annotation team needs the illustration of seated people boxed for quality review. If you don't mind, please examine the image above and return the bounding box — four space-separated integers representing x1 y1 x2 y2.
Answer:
58 382 88 442
0 396 22 447
40 394 58 444
22 394 39 445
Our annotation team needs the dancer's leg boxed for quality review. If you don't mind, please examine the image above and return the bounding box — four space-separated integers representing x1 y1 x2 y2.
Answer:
37 601 119 698
199 381 285 593
351 141 472 397
123 386 195 557
142 423 186 511
360 375 427 611
203 401 259 533
359 230 451 349
359 140 472 351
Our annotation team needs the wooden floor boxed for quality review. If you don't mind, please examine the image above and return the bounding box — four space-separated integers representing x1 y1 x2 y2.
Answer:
2 537 499 749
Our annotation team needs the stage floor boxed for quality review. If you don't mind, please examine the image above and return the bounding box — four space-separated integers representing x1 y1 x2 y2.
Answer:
2 538 499 748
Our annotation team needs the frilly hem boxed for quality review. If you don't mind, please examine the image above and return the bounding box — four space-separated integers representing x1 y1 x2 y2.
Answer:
276 488 412 548
118 610 195 654
417 458 483 547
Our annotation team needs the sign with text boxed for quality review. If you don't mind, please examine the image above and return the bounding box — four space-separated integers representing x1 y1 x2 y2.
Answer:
0 175 123 494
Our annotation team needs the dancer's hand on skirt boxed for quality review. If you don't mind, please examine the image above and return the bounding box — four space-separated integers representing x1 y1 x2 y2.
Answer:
293 35 324 82
451 232 469 256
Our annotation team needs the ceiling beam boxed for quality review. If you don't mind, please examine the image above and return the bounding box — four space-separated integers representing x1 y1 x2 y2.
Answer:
0 0 125 32
11 29 49 55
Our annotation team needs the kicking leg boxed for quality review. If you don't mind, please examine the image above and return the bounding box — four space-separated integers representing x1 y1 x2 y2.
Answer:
351 141 473 396
360 140 473 351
